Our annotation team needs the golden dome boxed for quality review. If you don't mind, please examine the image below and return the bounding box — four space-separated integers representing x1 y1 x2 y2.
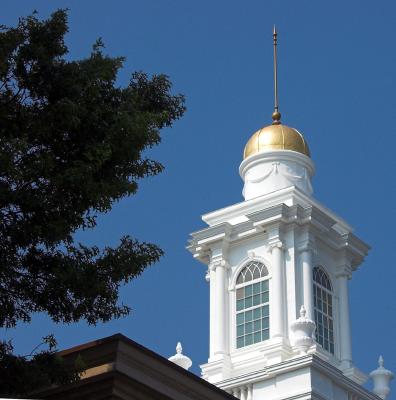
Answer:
243 123 310 159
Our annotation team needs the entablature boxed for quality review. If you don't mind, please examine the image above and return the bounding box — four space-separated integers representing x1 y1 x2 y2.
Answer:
211 355 377 400
187 201 369 269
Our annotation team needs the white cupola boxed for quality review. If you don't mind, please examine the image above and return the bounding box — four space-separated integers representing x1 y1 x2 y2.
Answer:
187 26 386 400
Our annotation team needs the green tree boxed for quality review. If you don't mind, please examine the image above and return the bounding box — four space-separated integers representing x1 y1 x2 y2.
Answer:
0 9 185 396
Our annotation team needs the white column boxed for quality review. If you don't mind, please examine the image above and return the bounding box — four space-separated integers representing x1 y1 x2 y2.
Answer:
240 386 247 400
270 242 286 338
214 260 227 355
338 271 352 368
247 385 253 400
300 246 314 321
208 265 216 358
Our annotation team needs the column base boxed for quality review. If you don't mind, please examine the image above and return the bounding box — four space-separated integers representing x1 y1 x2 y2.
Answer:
342 365 368 386
261 337 293 365
201 355 232 383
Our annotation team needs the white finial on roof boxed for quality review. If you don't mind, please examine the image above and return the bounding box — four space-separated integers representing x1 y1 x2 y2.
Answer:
176 341 182 354
369 355 394 399
168 342 192 370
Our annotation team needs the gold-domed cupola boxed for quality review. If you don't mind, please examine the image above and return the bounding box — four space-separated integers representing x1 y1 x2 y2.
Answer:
239 26 314 201
243 26 310 160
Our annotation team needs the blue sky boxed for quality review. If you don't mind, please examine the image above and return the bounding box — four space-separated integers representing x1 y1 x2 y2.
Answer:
2 0 396 389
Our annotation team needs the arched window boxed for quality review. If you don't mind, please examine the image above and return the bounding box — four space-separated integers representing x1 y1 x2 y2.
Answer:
313 266 334 354
236 261 269 349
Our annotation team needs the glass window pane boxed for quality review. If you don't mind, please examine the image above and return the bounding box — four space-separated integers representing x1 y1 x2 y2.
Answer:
254 331 261 343
254 320 261 332
245 285 253 297
262 317 269 329
236 288 244 300
253 282 260 294
245 310 253 322
245 322 253 334
262 305 269 317
262 329 269 341
253 267 260 280
237 299 244 311
236 313 244 325
245 296 253 308
245 334 253 346
253 308 261 320
262 280 269 291
237 337 244 348
253 294 261 306
237 325 244 337
261 292 269 303
245 270 253 282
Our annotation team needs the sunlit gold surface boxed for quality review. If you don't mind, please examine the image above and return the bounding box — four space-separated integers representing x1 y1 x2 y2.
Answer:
243 123 310 159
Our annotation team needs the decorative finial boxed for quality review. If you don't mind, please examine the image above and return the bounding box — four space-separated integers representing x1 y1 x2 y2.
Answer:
272 25 281 125
370 355 394 399
290 304 316 354
168 341 192 370
176 342 182 354
379 355 384 368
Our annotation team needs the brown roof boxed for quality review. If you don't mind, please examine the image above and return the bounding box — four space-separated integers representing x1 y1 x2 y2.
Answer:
34 333 236 400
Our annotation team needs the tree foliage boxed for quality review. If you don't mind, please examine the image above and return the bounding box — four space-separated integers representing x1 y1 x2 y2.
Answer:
0 9 185 395
0 335 84 396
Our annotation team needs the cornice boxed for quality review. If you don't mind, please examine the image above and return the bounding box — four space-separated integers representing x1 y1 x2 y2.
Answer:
201 186 352 232
214 355 379 400
188 190 370 268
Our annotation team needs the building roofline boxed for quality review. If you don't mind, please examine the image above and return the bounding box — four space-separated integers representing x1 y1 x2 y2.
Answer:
48 333 236 400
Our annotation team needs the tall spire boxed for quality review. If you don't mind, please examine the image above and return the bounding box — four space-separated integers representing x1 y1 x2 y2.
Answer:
272 25 281 125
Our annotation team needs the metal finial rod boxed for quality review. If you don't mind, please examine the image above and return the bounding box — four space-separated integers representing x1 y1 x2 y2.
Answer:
272 25 281 124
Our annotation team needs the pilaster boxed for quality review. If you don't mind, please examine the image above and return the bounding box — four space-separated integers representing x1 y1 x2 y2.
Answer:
336 263 353 370
268 230 286 341
210 257 231 360
298 237 316 322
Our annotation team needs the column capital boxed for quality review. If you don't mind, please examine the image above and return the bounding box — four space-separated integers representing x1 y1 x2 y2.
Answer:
209 258 229 271
336 264 352 279
205 269 210 282
268 239 284 253
297 239 316 254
